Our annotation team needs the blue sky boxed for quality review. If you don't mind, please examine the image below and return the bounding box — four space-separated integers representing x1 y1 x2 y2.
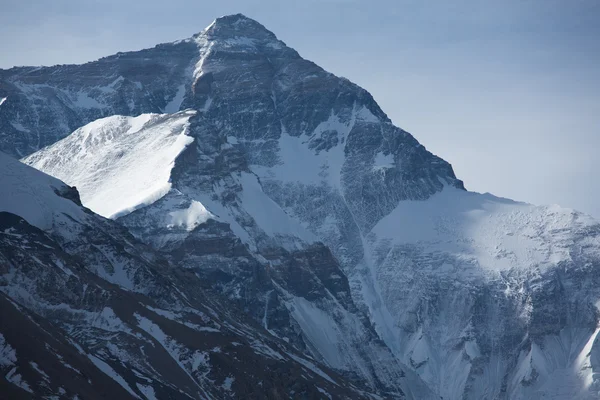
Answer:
2 0 599 217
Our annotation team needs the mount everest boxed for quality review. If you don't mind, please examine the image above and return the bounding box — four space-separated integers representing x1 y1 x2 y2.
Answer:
2 13 600 399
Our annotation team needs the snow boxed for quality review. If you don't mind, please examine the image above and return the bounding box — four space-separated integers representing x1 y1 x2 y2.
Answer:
362 185 600 398
164 84 186 113
30 361 50 381
221 376 234 391
88 354 141 399
1 335 29 393
91 245 136 290
223 37 257 48
238 172 317 243
253 115 349 188
0 151 85 231
0 97 6 107
0 334 16 367
249 339 285 361
89 307 131 333
136 383 158 400
373 152 394 170
285 352 337 385
188 185 252 245
370 186 597 276
355 105 380 123
167 200 212 231
5 367 33 393
252 103 373 195
24 111 196 219
73 91 102 108
505 327 600 399
285 295 343 368
316 386 332 399
135 313 211 398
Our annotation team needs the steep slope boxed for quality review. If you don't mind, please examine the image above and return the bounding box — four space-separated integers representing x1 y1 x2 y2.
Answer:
24 111 197 218
366 187 600 399
0 40 198 158
14 13 600 400
25 111 430 397
0 151 383 399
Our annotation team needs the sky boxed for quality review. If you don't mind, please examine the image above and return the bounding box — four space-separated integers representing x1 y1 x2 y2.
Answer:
1 0 599 217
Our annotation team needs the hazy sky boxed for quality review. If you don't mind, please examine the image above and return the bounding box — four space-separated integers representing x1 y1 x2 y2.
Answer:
2 0 599 217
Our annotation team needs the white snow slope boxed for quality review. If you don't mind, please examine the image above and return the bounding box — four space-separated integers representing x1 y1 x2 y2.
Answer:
364 186 600 399
24 111 196 219
0 151 85 230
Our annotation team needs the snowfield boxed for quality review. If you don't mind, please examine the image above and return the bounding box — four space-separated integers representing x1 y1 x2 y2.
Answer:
24 111 196 218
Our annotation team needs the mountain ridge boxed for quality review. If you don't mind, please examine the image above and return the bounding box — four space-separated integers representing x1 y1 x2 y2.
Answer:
4 13 600 400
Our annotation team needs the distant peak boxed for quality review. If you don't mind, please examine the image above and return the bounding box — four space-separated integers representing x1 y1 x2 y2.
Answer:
199 13 278 41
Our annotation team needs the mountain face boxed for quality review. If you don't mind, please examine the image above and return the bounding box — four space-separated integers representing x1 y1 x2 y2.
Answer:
4 13 600 400
0 151 385 399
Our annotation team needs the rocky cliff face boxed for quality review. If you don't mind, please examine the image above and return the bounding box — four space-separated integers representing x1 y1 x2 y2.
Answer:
0 151 384 399
6 13 600 400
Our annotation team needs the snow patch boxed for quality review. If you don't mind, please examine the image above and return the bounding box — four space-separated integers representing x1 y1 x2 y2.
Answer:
5 367 33 393
164 84 186 113
30 361 50 381
72 91 102 108
0 334 16 367
221 376 234 391
167 200 212 231
373 152 394 170
136 383 158 400
88 354 140 398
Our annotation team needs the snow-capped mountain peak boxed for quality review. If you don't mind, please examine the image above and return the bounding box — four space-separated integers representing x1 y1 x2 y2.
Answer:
201 13 279 42
5 13 600 400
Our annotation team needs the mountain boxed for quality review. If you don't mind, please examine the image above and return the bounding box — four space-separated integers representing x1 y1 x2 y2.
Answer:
0 150 391 399
6 13 600 400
